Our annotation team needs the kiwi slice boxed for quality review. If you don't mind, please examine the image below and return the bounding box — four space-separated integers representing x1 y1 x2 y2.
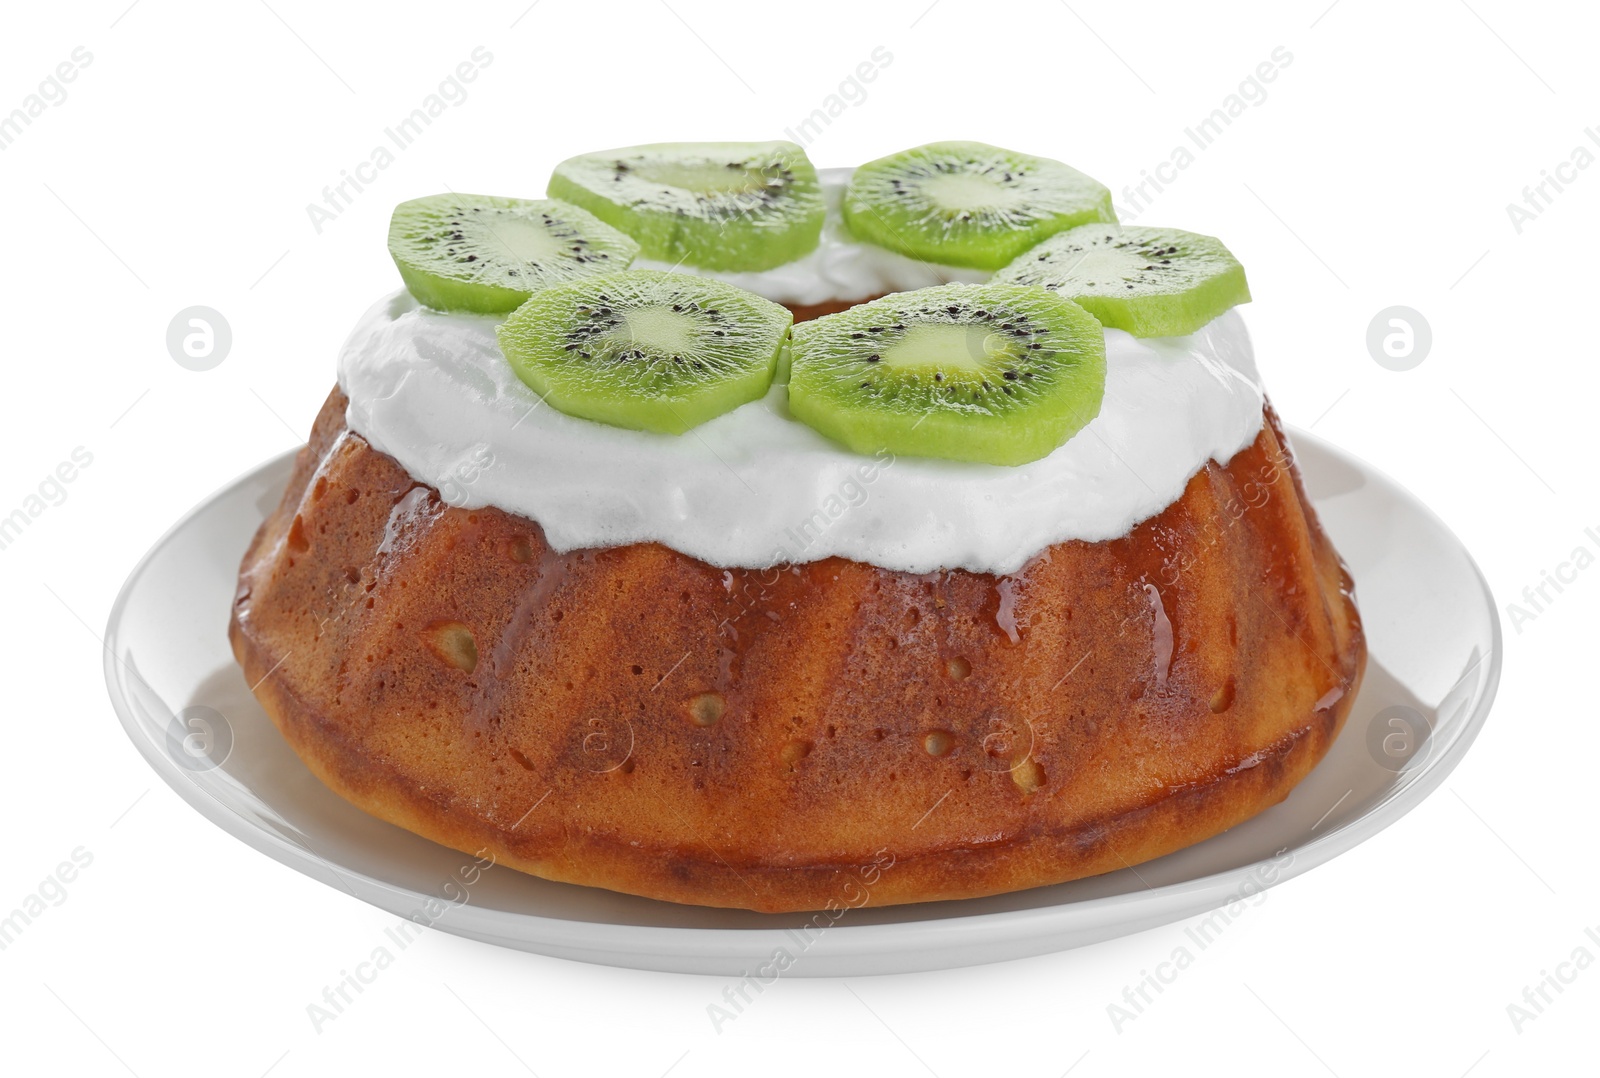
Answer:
994 224 1250 337
841 141 1115 271
497 270 792 435
547 142 825 272
787 283 1106 467
388 194 639 314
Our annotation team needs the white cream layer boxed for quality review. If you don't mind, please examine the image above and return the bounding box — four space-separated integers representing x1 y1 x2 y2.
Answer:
337 292 1265 575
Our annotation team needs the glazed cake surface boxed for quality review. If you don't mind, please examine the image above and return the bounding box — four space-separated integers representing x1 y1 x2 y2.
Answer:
230 389 1363 912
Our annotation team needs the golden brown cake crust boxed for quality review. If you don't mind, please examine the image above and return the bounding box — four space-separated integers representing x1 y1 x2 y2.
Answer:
230 388 1364 913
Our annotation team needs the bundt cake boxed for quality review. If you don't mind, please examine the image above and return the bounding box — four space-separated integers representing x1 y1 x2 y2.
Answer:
231 141 1365 913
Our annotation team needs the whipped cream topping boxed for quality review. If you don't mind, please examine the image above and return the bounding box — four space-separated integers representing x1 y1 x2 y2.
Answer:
633 168 987 305
336 165 1266 574
337 292 1265 575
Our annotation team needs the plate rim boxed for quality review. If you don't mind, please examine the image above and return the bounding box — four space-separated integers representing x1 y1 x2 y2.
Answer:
103 428 1502 972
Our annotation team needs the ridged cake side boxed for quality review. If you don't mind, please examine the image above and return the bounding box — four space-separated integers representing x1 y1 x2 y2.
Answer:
230 388 1364 913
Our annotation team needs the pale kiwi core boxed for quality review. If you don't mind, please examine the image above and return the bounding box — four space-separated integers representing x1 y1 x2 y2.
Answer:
880 324 1017 375
1061 245 1160 285
636 162 775 196
619 307 699 356
920 171 1028 213
481 216 573 264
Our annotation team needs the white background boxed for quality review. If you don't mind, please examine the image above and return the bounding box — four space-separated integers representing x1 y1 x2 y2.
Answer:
2 0 1596 1074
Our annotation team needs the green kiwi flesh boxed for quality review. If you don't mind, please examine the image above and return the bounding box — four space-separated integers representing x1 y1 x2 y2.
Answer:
497 270 793 435
787 282 1106 466
388 194 639 314
841 141 1115 270
547 141 825 272
994 224 1250 337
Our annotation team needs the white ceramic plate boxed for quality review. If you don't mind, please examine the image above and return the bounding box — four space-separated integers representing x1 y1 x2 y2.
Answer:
105 429 1499 976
